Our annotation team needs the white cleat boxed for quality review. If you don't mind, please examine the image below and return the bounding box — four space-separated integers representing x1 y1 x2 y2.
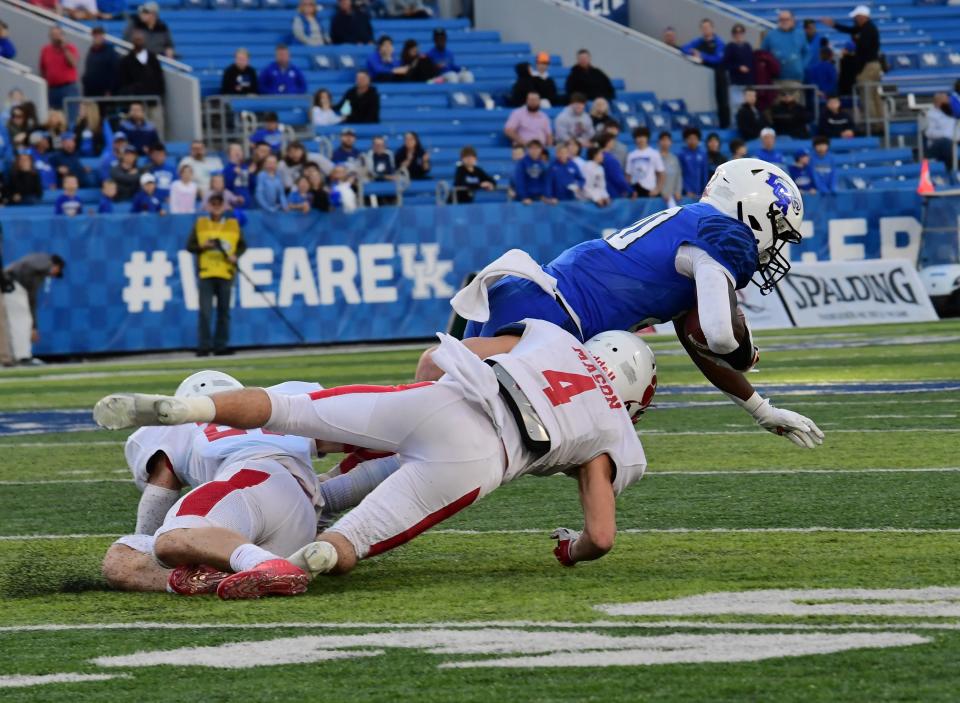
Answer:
287 541 338 579
93 394 169 430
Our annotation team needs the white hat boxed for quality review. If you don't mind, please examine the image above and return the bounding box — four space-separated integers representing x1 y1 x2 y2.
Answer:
849 5 871 18
139 172 156 185
760 127 776 138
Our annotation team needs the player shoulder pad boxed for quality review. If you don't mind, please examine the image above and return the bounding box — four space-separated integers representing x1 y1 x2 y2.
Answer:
694 213 760 290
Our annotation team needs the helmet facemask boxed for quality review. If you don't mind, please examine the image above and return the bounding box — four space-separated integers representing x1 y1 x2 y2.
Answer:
753 201 802 294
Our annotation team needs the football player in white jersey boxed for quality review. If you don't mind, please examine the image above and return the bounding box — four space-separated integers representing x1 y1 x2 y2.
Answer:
102 371 407 598
94 320 657 599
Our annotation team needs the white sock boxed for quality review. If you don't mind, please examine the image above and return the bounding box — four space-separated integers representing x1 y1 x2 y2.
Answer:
229 543 278 572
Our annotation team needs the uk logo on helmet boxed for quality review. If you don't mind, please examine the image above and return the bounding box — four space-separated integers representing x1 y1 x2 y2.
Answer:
765 173 800 216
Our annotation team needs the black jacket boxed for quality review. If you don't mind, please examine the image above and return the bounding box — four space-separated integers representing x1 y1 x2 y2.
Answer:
453 164 495 203
564 64 615 101
834 20 880 72
117 50 166 96
221 64 259 95
82 43 118 96
336 85 380 123
736 103 768 140
818 108 855 137
768 101 810 138
330 8 373 45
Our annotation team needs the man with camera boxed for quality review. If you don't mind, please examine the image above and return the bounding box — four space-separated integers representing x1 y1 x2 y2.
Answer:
186 193 246 357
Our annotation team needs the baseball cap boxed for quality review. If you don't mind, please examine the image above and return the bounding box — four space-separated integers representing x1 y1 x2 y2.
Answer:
794 148 810 160
760 127 776 138
849 4 870 18
140 172 156 185
536 51 550 64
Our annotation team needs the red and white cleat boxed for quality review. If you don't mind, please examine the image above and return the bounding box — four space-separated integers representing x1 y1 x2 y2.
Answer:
167 564 230 596
216 559 309 600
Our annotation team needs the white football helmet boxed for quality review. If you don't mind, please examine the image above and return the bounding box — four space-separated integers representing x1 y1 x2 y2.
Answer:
175 370 244 398
585 331 657 423
700 157 804 294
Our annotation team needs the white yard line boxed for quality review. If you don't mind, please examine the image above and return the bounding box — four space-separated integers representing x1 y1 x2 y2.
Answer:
0 479 129 486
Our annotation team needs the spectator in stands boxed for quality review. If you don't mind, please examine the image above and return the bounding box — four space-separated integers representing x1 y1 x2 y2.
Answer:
288 175 313 214
547 142 583 202
678 126 708 198
602 120 627 168
332 127 362 168
251 112 284 154
43 110 68 150
260 44 307 95
818 95 855 138
820 6 882 121
110 146 141 201
729 138 747 158
428 29 473 83
837 41 857 97
364 136 395 181
221 48 259 96
755 127 786 166
120 102 159 156
661 27 679 50
53 174 82 216
98 131 127 181
278 140 310 189
98 179 117 213
597 132 630 199
249 141 272 190
124 2 175 59
735 88 767 140
565 49 615 101
554 93 594 147
65 0 110 20
924 93 957 168
178 140 223 195
803 19 823 68
395 131 430 180
293 0 325 47
327 165 357 212
723 23 754 112
580 146 610 207
224 143 253 205
202 173 242 212
657 131 681 206
6 106 31 151
768 90 809 138
116 30 165 99
312 89 341 127
509 62 537 108
82 27 117 98
810 136 838 193
170 163 199 214
705 132 726 177
50 133 87 187
73 100 105 156
626 126 664 198
367 36 407 82
761 10 807 85
513 140 550 204
8 152 43 205
530 52 559 107
386 0 430 18
589 97 611 129
29 133 56 190
303 162 331 211
0 21 15 60
131 172 166 214
949 79 960 119
805 47 838 102
336 71 380 124
682 19 729 128
330 0 374 45
789 148 815 193
143 143 173 202
39 27 80 110
399 40 439 83
504 92 553 147
452 146 495 204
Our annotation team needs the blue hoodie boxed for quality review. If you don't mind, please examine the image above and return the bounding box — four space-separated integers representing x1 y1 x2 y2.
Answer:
789 162 815 192
810 151 838 193
258 61 307 95
755 147 786 167
761 28 808 81
251 126 284 153
677 146 709 196
547 159 584 201
513 155 549 200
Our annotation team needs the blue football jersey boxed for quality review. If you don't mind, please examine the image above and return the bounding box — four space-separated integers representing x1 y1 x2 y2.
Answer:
544 202 759 338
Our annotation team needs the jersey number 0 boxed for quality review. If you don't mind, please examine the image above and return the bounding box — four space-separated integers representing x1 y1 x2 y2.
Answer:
603 206 681 250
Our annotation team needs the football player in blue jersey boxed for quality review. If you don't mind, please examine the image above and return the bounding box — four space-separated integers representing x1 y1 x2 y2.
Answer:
418 158 824 449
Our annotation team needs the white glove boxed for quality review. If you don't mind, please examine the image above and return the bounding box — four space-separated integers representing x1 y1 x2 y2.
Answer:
729 392 824 449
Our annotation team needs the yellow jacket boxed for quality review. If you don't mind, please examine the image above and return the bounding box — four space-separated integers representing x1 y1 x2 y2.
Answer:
188 216 245 280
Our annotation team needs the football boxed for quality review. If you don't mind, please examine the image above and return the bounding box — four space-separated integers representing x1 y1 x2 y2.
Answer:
683 304 749 356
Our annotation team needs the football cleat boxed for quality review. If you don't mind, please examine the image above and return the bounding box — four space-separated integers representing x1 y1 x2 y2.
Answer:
167 564 230 596
216 559 309 600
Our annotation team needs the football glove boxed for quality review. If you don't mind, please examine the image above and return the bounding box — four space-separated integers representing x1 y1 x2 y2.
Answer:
731 392 824 449
551 527 580 567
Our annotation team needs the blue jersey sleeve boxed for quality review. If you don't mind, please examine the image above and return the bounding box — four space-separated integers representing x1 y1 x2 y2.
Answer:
691 214 759 289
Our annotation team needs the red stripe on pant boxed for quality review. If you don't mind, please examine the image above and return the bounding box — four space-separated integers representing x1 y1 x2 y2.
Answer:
308 382 432 401
366 487 481 557
176 469 270 517
339 448 395 474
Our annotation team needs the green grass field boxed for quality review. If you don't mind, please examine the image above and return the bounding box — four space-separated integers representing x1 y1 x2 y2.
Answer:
1 321 959 701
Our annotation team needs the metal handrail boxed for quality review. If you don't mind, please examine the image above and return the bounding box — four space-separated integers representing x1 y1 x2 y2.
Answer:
0 54 33 75
1 0 193 73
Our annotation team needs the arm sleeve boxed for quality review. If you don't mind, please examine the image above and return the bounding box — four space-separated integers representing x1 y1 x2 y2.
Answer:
703 38 725 65
676 245 738 354
832 23 855 35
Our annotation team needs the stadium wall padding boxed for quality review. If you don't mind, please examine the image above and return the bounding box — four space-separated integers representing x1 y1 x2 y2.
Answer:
0 191 925 355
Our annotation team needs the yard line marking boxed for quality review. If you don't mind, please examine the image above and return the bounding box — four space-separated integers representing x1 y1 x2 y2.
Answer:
0 441 124 448
640 428 960 436
0 479 129 486
0 673 130 688
2 621 959 634
5 527 960 541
